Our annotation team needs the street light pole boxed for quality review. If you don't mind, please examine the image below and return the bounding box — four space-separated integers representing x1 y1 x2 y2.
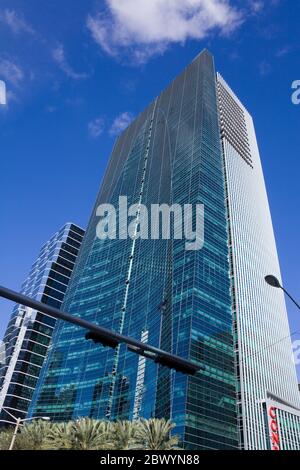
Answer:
9 417 21 451
282 288 300 311
0 407 50 450
265 275 300 311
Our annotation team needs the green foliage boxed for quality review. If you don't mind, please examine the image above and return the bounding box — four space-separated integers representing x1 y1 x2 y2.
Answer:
0 428 14 450
42 422 74 450
21 420 52 450
0 417 180 450
72 418 111 450
0 420 52 450
108 420 138 450
135 418 180 450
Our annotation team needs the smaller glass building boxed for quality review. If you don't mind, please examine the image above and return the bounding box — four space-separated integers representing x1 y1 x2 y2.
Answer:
0 223 84 423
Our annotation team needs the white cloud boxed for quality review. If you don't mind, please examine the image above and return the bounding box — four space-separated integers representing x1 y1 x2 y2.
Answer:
87 0 242 63
0 88 17 112
52 44 88 80
110 112 133 136
0 9 35 35
88 117 105 138
0 59 24 86
0 80 6 105
250 1 264 13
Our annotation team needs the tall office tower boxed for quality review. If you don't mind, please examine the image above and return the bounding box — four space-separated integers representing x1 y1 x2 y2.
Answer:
29 50 300 450
0 223 84 423
29 50 238 450
217 74 300 450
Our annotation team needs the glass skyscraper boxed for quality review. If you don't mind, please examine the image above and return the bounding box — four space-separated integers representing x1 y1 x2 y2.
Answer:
30 50 238 450
0 223 84 423
29 50 300 449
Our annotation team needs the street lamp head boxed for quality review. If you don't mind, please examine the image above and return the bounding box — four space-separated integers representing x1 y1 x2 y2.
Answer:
265 275 282 289
41 417 50 421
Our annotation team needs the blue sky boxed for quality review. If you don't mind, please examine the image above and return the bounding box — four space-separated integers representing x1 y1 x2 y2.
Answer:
0 0 300 378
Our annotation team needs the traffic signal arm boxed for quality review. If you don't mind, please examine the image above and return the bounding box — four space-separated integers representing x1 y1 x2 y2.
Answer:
0 285 201 376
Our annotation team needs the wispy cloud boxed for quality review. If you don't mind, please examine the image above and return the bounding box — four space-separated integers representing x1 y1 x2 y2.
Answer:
276 46 291 58
120 78 138 95
0 87 18 112
259 60 271 76
45 106 57 114
250 1 264 14
52 44 88 80
0 59 24 86
87 0 242 64
88 117 105 138
109 112 133 136
0 9 35 35
0 80 6 105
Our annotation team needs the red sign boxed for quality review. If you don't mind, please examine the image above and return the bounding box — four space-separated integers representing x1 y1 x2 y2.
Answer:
268 406 280 451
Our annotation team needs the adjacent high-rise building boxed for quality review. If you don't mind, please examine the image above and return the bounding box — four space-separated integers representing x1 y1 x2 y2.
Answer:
217 74 300 450
0 223 84 423
29 50 300 449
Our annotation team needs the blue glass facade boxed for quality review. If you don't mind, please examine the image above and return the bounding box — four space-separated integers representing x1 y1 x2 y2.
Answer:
0 223 84 423
29 50 238 449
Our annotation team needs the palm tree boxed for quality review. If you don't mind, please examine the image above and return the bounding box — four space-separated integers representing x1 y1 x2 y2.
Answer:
0 429 14 450
20 420 52 450
72 418 110 450
109 420 139 450
42 422 74 450
135 418 180 450
1 417 179 450
0 421 51 450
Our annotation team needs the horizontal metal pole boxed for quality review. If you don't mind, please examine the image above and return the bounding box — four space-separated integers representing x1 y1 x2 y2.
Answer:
0 285 201 375
0 419 16 426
